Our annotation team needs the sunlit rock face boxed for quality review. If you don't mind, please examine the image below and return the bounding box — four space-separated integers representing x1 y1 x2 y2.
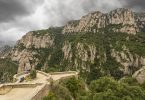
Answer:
10 32 55 72
135 13 145 32
63 8 145 35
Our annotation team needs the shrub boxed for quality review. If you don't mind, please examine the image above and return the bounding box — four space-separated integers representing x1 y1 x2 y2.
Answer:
0 58 18 83
43 92 56 100
30 70 36 79
89 77 145 100
61 77 86 99
44 84 72 100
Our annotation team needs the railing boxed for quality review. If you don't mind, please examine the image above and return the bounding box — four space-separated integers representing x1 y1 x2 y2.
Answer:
36 71 50 77
31 84 50 100
0 83 42 88
49 71 78 75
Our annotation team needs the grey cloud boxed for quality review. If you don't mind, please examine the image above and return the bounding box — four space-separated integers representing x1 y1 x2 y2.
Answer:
0 0 145 41
0 0 122 41
0 0 44 23
121 0 145 11
44 0 121 26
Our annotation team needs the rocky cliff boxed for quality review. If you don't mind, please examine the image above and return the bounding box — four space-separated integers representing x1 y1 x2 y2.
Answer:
10 31 55 72
63 8 145 35
10 8 145 83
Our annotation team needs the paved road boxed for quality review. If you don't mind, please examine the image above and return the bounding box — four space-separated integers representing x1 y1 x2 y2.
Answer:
0 72 77 100
0 84 46 100
15 74 29 83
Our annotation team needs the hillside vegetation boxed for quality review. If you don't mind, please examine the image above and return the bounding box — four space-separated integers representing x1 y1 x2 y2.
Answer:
0 59 18 83
44 76 145 100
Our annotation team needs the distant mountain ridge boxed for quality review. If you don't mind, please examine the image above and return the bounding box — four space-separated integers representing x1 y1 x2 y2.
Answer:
63 8 145 34
0 41 15 58
0 41 15 47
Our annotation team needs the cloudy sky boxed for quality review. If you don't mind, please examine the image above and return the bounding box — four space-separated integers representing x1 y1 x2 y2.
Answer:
0 0 145 41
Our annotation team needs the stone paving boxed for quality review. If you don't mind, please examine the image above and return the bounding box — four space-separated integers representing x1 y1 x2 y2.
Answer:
0 71 78 100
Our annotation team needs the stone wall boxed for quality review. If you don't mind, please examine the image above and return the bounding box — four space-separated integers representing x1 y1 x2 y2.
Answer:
63 8 137 35
0 85 12 95
31 84 50 100
37 71 50 77
49 71 78 75
0 83 41 95
31 71 78 100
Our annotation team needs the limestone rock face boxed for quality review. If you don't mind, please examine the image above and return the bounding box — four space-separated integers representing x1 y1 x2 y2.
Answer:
16 32 54 49
11 49 39 72
133 66 145 84
76 43 97 63
63 8 138 35
111 49 145 74
10 32 54 72
107 8 135 25
111 47 145 84
62 41 72 61
135 13 145 32
63 11 103 33
62 42 98 70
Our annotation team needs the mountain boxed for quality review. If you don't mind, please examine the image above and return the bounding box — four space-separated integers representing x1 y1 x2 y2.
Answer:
63 8 137 34
0 41 15 47
0 41 17 83
0 58 18 83
0 41 15 58
10 8 145 83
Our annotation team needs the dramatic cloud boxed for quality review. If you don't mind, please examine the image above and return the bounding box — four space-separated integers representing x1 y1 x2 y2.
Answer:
0 0 43 23
121 0 145 11
43 0 121 26
0 0 144 41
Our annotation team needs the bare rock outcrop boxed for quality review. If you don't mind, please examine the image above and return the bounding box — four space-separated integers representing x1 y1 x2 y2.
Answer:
10 32 54 72
16 32 54 49
135 12 145 32
63 8 137 35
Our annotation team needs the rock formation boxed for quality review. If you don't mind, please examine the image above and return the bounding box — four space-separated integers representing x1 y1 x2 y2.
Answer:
9 8 145 83
63 8 145 35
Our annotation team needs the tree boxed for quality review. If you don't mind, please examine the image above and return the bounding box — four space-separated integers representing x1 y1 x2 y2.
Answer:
30 70 36 79
89 77 145 100
43 92 56 100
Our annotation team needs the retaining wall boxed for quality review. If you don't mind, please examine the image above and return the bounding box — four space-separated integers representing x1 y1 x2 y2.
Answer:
36 71 50 77
31 71 78 100
31 84 50 100
0 83 42 95
0 85 12 95
49 71 78 75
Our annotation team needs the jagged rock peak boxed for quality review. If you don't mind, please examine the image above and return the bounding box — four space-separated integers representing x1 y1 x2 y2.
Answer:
63 8 140 35
107 8 134 25
134 12 145 32
15 31 54 49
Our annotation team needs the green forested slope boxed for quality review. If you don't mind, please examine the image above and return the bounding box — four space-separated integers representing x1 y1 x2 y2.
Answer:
0 59 18 83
